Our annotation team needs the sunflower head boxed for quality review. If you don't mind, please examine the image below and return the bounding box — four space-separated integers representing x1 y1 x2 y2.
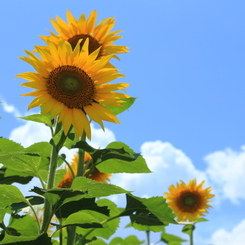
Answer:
57 152 112 188
164 179 214 222
39 10 128 60
18 38 130 139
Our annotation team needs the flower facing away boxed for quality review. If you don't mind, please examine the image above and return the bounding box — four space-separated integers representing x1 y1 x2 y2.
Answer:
18 38 130 139
164 179 214 222
39 10 128 60
57 152 112 188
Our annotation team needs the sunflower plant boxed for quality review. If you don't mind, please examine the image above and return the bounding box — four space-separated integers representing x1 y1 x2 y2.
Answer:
0 10 214 245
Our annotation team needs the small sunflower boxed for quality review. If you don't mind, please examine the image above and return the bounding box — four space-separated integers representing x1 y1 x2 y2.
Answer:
39 10 128 60
18 38 129 139
164 179 214 222
57 152 112 188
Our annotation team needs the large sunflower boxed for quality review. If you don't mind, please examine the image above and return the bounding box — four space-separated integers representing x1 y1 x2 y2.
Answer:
18 39 129 139
57 152 112 188
164 179 214 222
39 10 128 60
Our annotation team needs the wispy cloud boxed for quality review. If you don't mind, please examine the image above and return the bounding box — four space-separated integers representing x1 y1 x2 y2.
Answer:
205 146 245 204
210 219 245 245
0 98 21 117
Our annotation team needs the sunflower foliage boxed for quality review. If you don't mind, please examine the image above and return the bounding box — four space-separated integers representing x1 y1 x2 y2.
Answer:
0 10 214 245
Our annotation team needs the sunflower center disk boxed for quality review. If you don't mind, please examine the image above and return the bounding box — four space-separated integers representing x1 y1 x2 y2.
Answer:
68 34 102 56
183 194 197 206
178 192 200 212
47 65 95 109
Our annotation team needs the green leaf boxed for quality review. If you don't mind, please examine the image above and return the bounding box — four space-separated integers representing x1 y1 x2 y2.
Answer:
124 235 145 244
72 141 150 174
0 167 33 185
98 142 150 173
195 217 208 223
105 97 137 115
120 194 177 229
161 230 187 244
89 239 108 245
0 185 28 209
71 177 129 198
109 235 144 245
0 138 24 152
0 141 50 178
71 141 151 173
55 198 109 219
182 224 195 236
31 187 87 208
11 196 44 211
63 210 103 228
31 187 110 218
0 232 51 244
0 152 45 178
78 199 120 240
25 142 52 156
7 214 38 236
19 114 53 127
54 169 66 186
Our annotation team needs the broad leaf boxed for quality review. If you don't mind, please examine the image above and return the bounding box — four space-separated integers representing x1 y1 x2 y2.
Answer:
71 141 151 174
62 210 103 228
97 142 150 173
7 214 39 236
105 97 137 115
0 232 51 244
0 167 33 185
19 114 53 127
78 199 120 240
120 194 177 228
71 177 129 198
109 235 144 245
0 185 28 209
55 198 109 219
31 187 109 218
161 229 187 244
182 224 195 236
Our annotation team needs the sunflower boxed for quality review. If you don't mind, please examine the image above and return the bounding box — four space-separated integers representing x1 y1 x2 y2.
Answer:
18 38 130 139
164 179 214 222
57 152 112 188
39 10 128 60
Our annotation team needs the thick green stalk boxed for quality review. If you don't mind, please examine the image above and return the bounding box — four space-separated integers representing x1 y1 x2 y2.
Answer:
76 132 86 177
41 122 63 233
190 224 194 245
67 131 86 245
146 230 150 245
41 143 59 233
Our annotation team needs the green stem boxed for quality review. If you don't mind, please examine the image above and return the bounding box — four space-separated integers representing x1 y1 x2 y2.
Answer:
41 143 58 233
67 131 86 245
41 122 64 233
27 201 41 232
190 224 194 245
76 132 86 177
60 156 76 179
146 230 150 245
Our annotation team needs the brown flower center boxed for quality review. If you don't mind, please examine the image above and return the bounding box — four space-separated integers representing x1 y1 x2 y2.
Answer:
68 34 103 57
47 65 95 109
177 191 201 212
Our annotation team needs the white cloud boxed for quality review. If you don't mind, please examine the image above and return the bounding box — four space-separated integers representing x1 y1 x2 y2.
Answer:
210 219 245 245
110 140 207 197
9 121 50 147
205 146 245 204
0 99 21 117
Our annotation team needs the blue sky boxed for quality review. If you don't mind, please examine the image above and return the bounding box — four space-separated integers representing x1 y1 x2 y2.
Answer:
1 1 245 244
